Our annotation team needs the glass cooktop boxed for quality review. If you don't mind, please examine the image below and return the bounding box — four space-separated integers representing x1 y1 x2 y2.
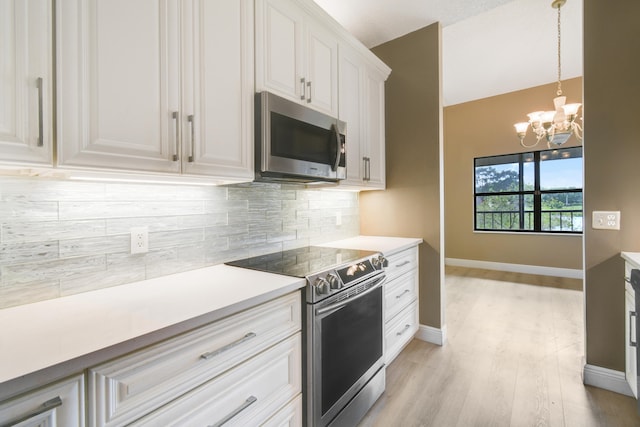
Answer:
225 246 378 278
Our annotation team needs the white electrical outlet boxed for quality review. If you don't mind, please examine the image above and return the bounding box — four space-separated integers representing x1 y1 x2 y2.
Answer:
130 227 149 254
592 211 621 230
336 212 342 226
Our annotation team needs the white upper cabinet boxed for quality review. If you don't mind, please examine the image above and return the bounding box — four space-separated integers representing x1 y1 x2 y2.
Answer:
255 0 338 116
57 0 253 181
180 0 254 181
0 0 53 166
338 45 388 190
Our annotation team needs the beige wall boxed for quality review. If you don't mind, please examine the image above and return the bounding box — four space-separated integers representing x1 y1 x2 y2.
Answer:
444 78 583 270
360 23 444 328
584 0 640 371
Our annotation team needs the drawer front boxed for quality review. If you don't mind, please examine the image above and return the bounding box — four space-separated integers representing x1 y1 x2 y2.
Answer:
0 375 85 427
132 333 302 427
384 270 418 322
262 395 302 427
385 247 418 281
385 301 418 365
89 292 301 427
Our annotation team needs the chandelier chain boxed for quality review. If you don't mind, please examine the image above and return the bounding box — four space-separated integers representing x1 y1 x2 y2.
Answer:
557 4 562 96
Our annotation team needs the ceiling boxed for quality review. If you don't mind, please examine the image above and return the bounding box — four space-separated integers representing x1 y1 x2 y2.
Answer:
313 0 583 106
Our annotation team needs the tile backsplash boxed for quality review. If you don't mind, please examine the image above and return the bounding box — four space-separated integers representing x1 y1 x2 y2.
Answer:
0 177 359 309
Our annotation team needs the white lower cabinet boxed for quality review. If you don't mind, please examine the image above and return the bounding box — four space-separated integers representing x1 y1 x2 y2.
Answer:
132 334 301 426
0 375 85 427
625 261 638 398
88 291 302 427
383 246 420 364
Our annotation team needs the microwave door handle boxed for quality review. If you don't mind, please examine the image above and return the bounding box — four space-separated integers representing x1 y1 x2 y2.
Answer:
332 123 341 172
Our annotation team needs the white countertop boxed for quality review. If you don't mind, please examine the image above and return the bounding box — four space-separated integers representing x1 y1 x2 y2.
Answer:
320 236 422 255
622 252 640 268
0 235 420 396
0 265 304 386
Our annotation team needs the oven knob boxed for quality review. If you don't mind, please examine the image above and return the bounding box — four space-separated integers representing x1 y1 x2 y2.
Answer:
327 273 342 290
373 255 389 269
314 277 330 295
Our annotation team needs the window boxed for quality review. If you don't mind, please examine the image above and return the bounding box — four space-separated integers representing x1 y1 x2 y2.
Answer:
474 147 583 233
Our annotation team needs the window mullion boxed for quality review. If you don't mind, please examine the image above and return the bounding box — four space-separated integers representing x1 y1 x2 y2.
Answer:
534 151 542 231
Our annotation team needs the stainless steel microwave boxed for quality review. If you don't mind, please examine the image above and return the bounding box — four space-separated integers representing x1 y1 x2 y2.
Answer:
255 91 346 183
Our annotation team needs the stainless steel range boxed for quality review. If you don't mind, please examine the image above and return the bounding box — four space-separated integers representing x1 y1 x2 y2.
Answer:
226 246 388 427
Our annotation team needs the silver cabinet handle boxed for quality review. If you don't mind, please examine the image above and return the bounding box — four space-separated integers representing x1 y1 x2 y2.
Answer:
396 289 411 299
630 311 637 347
362 157 369 181
209 396 257 427
625 277 632 284
200 332 257 360
187 114 195 163
172 111 179 161
396 324 411 336
367 157 371 181
2 396 62 427
36 77 44 147
395 260 411 268
306 81 312 103
300 78 306 100
331 123 341 172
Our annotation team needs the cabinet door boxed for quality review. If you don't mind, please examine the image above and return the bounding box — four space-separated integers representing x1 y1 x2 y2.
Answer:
338 46 365 186
0 0 53 166
626 287 638 398
0 375 85 427
181 0 253 181
255 0 304 102
305 21 338 115
57 0 181 173
362 67 386 189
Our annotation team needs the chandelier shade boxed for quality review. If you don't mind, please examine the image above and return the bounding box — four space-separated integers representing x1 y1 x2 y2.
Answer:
514 0 582 148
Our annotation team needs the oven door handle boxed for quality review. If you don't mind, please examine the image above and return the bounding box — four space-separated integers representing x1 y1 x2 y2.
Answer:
316 276 386 316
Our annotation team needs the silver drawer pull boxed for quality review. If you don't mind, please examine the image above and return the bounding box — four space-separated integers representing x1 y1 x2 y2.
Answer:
395 289 411 299
200 332 257 360
395 260 411 268
209 396 257 427
396 324 411 336
2 396 62 427
626 277 632 284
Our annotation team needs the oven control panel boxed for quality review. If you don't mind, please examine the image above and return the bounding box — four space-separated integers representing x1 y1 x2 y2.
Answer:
308 255 387 302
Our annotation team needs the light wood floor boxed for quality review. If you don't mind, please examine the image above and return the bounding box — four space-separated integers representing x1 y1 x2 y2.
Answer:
359 266 640 426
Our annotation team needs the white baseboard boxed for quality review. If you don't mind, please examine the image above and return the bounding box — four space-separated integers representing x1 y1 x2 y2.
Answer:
445 258 583 280
415 324 446 346
583 364 633 397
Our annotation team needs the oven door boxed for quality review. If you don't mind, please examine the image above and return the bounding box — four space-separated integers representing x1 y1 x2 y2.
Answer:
308 275 385 427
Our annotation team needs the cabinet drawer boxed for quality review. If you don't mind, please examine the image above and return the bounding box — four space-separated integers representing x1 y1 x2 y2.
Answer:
0 375 85 427
385 248 418 281
262 395 302 427
89 292 301 427
132 333 302 426
385 301 418 365
385 270 418 322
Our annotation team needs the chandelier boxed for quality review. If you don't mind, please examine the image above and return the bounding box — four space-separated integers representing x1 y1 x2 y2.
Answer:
514 0 582 148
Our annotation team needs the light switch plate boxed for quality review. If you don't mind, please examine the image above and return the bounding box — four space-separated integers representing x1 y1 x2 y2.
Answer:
592 211 621 230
